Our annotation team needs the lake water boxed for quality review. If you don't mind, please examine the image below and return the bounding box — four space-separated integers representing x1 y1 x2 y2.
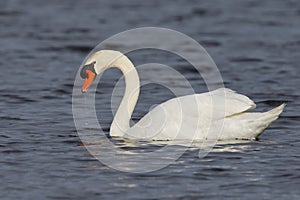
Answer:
1 0 300 199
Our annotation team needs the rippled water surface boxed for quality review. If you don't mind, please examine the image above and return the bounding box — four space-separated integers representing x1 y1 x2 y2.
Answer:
1 0 300 199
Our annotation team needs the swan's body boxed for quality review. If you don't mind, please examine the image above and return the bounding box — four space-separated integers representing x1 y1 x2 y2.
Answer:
81 50 285 141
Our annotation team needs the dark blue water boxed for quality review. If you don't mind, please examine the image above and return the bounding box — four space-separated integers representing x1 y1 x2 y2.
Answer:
1 0 300 199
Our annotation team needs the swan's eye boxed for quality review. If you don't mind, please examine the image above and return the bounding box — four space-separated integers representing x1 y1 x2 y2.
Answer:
80 62 96 79
80 69 87 79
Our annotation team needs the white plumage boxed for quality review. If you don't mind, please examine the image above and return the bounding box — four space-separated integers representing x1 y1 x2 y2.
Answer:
82 50 285 141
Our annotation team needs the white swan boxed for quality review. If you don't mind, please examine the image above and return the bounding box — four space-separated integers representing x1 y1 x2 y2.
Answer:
80 50 285 141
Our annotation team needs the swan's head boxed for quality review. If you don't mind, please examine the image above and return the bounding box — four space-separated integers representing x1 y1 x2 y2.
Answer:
80 50 124 93
80 51 107 93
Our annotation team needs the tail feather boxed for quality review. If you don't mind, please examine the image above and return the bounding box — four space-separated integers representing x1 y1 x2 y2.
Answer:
251 103 286 138
268 103 286 116
223 104 286 140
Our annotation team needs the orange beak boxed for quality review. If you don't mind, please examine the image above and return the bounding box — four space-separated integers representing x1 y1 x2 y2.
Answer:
82 70 96 93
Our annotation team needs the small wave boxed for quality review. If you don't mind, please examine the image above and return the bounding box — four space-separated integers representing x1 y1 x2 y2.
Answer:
0 10 23 16
0 116 25 121
259 100 290 106
38 45 92 53
230 57 264 63
200 40 222 47
1 94 37 103
2 149 25 154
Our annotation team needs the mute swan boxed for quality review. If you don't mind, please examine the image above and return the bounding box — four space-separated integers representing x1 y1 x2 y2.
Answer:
80 50 285 141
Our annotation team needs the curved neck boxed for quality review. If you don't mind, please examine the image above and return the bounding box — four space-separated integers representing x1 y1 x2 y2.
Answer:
109 55 140 137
